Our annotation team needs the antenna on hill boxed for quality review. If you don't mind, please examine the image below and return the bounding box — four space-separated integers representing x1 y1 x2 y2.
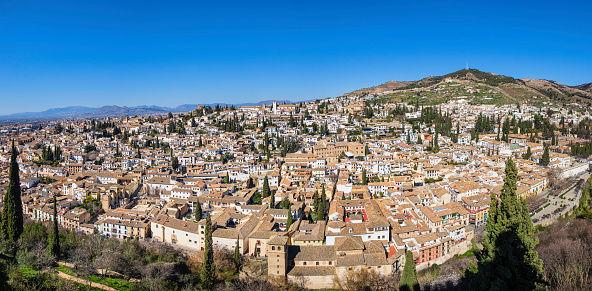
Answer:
466 62 469 70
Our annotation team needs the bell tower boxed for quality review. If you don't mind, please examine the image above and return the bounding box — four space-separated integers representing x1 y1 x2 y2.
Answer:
267 235 288 277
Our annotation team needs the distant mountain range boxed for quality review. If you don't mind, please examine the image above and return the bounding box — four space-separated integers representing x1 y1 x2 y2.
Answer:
0 100 297 122
3 69 591 123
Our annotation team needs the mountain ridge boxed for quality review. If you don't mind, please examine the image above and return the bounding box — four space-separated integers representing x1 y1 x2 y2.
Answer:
0 100 298 122
346 69 592 105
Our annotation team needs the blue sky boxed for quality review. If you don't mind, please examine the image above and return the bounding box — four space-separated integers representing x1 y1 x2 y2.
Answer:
0 0 590 115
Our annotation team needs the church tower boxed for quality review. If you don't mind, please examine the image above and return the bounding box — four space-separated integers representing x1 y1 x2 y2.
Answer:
268 235 288 277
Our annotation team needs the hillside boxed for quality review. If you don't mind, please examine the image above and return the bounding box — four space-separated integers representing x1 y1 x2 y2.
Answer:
344 80 413 96
573 82 592 93
347 69 592 106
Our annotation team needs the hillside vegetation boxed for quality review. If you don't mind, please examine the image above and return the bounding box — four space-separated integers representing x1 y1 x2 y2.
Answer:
346 69 592 107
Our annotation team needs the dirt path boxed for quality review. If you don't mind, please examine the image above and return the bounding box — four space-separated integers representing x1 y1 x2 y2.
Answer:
54 269 120 291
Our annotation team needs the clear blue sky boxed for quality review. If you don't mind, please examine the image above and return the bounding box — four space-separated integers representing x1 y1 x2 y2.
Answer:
0 0 590 115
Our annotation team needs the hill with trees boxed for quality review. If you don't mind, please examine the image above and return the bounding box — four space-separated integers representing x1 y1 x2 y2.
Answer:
345 69 592 107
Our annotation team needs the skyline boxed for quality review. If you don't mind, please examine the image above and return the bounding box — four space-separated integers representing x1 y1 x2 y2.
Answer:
1 0 591 115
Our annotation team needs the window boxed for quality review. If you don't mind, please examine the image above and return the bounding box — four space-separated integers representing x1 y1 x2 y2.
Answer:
303 262 307 265
272 246 275 250
316 262 319 265
329 261 332 265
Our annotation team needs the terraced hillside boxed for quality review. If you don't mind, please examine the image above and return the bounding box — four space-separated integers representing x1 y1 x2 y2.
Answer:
345 69 592 107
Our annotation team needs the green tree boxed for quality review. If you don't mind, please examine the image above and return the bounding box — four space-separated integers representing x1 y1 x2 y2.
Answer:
200 212 215 290
417 135 422 145
1 141 24 243
318 187 327 221
364 144 370 156
471 158 543 290
233 236 241 272
361 169 368 185
171 156 179 171
262 176 270 198
195 202 202 222
269 190 275 209
523 146 531 159
49 196 60 259
399 251 419 291
286 209 293 230
541 146 550 166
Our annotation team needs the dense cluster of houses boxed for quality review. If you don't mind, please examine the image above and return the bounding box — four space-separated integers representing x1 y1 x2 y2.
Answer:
0 91 590 288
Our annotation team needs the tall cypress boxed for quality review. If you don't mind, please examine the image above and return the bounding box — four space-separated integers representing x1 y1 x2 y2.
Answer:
1 141 23 243
361 169 368 185
233 236 241 272
50 196 60 259
201 212 215 290
318 187 326 221
195 202 202 222
472 158 543 290
286 209 293 230
269 190 275 209
262 176 270 198
399 251 420 291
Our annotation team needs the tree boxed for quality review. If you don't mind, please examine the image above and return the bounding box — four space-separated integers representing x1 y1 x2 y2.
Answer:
1 141 24 243
262 176 270 198
365 144 370 156
317 186 326 221
171 156 179 172
201 213 215 290
233 236 241 272
195 202 202 222
541 146 550 166
399 251 419 291
471 158 543 290
523 146 531 159
286 209 293 230
313 190 319 216
269 190 275 209
246 177 254 189
417 135 422 145
49 196 60 259
361 169 368 185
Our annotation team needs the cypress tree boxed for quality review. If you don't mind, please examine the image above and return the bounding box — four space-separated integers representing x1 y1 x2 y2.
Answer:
233 236 241 272
1 141 24 243
361 169 368 185
269 190 275 209
312 190 319 217
472 158 543 290
195 202 202 222
318 187 327 221
50 196 60 259
399 250 420 291
200 212 215 290
262 176 270 198
541 146 550 166
286 209 293 230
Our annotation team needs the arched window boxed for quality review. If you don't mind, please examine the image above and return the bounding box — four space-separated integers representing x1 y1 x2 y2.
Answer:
272 246 275 250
